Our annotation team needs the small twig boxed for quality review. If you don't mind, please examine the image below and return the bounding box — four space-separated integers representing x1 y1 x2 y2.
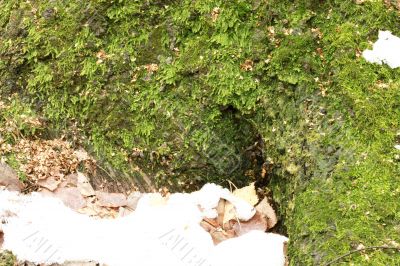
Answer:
324 246 400 266
226 179 238 192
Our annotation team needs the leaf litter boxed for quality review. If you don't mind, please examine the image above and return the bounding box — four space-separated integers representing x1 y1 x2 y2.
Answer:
0 137 286 265
0 182 288 266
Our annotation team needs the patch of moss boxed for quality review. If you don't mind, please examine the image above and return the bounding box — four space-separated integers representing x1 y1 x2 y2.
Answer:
0 251 16 266
1 0 400 264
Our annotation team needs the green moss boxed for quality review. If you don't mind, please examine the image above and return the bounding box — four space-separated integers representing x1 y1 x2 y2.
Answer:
1 0 400 264
0 251 16 266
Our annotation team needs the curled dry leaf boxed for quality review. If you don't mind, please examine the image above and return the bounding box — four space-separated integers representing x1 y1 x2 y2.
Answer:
256 197 278 229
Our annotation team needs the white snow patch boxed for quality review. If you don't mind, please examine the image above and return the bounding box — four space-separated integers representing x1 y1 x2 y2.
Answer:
362 30 400 68
0 184 288 266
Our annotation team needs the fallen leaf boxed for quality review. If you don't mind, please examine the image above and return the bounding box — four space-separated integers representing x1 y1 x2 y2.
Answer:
240 59 254 71
59 173 78 188
79 201 118 218
232 211 268 236
37 176 61 191
256 197 278 229
96 50 107 60
0 162 24 192
96 191 127 208
77 172 95 197
223 183 258 224
78 204 99 217
53 187 87 211
232 182 258 206
73 149 90 161
211 7 221 22
126 191 142 210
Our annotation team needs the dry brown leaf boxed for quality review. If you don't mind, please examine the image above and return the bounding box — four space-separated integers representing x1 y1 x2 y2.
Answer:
53 187 87 211
12 138 83 184
73 149 90 162
37 176 61 191
0 162 24 192
77 172 95 197
256 197 278 229
223 183 258 224
211 7 221 22
59 173 78 188
79 201 118 218
78 201 119 218
144 64 159 73
240 59 254 71
232 211 268 236
96 191 127 208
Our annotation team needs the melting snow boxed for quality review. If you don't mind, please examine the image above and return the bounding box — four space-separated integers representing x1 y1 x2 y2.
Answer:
362 30 400 68
0 184 288 266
